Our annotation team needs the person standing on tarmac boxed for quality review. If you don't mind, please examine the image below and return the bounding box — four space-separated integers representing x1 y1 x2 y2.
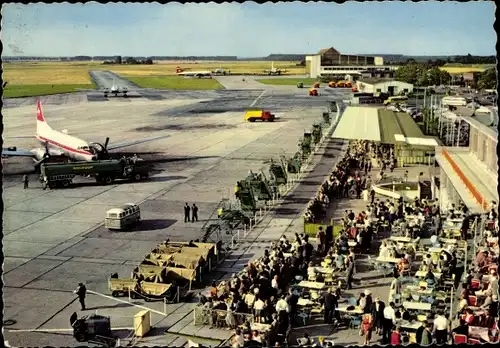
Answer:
23 174 29 189
192 204 199 222
184 203 191 222
74 283 87 310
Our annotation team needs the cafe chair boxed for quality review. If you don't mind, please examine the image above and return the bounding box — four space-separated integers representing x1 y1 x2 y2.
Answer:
468 338 481 345
471 279 481 290
324 274 334 285
349 315 362 329
310 290 321 301
468 295 478 307
297 309 310 326
417 314 427 322
452 334 467 344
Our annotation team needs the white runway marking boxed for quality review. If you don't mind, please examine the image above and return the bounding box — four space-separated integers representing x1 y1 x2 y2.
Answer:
250 90 266 107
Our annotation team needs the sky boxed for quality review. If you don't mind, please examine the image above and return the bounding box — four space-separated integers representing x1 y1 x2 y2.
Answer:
1 2 496 57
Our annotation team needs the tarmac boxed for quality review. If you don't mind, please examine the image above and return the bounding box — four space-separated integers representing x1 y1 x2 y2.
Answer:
2 73 352 346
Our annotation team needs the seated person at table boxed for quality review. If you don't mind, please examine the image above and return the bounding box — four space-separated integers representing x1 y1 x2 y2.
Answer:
397 257 410 274
464 308 475 325
401 309 410 321
390 275 402 295
391 326 402 345
379 241 391 259
307 262 317 280
315 272 325 283
251 330 264 344
422 254 434 272
476 250 490 270
437 255 448 273
452 318 469 339
430 235 441 248
480 290 493 309
457 294 469 316
489 295 499 322
298 332 313 346
334 253 345 271
424 270 436 287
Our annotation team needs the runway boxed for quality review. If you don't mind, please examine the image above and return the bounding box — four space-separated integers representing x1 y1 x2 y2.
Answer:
2 75 351 346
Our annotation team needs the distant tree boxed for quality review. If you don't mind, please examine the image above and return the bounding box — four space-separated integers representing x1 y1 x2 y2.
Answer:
145 58 153 64
395 63 421 85
125 57 137 64
115 56 122 64
477 67 496 89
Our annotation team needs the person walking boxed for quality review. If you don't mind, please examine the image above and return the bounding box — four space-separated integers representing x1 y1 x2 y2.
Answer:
74 283 87 310
322 287 337 324
382 302 396 344
184 203 191 222
346 256 355 289
23 174 29 189
192 204 199 222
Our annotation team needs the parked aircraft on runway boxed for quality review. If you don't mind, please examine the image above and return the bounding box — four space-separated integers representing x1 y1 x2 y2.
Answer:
2 101 168 168
78 84 133 97
264 62 287 76
177 70 213 78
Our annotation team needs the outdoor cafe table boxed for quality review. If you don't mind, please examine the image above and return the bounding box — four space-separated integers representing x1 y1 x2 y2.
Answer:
469 326 490 342
403 301 432 311
336 305 363 314
398 320 423 331
389 236 412 243
298 298 315 306
428 247 444 253
405 285 434 296
376 256 400 264
348 241 357 247
316 267 334 275
298 281 327 290
251 323 272 332
415 270 442 278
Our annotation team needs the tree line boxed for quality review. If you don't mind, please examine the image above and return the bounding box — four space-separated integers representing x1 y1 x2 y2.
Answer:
395 62 496 89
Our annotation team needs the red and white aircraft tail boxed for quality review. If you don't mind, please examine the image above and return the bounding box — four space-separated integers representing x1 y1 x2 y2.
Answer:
36 100 52 136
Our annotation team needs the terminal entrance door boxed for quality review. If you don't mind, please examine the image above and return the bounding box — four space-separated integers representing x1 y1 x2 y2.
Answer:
388 86 395 96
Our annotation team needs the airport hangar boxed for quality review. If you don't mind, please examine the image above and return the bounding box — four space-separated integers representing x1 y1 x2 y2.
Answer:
306 47 397 79
355 78 415 97
331 104 498 216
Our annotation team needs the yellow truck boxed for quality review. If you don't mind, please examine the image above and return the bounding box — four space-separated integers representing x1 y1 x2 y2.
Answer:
244 110 275 122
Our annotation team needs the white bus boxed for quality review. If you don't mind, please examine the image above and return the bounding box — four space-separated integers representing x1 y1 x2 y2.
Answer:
442 96 467 106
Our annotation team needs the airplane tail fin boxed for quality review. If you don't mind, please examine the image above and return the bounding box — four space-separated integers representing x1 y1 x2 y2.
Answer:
36 100 52 135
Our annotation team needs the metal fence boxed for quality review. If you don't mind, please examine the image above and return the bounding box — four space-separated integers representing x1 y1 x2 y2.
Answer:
193 306 254 328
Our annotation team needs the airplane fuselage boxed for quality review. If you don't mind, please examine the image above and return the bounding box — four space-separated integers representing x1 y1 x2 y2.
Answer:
36 127 96 162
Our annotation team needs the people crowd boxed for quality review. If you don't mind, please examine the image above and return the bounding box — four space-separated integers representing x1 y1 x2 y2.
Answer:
197 139 499 347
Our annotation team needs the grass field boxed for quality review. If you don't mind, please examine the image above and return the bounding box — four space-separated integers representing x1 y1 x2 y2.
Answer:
2 60 306 97
439 64 494 74
3 84 95 98
256 78 317 86
126 76 225 90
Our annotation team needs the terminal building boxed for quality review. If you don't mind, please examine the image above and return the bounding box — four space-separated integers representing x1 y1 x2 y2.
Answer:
434 111 498 214
306 47 397 79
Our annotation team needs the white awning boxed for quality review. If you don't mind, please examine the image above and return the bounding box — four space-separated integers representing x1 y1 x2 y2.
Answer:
405 137 439 146
332 106 381 141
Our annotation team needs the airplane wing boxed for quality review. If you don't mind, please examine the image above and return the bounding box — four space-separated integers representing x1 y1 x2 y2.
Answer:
2 148 35 158
106 135 170 151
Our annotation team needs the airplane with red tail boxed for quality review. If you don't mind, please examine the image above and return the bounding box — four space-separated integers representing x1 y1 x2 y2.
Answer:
2 101 168 168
